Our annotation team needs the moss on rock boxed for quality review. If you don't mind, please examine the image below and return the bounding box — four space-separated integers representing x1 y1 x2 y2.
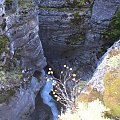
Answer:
103 68 120 117
0 66 23 90
0 89 15 103
5 0 13 4
0 35 9 54
66 0 93 8
102 5 120 46
0 66 22 104
18 0 35 9
65 32 85 45
76 85 103 103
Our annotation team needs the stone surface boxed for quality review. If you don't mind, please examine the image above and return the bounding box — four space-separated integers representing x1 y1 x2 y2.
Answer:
0 0 120 119
37 0 98 80
35 0 68 7
5 6 47 74
0 0 5 35
0 1 47 120
36 0 120 80
86 0 120 42
0 76 46 120
86 39 120 93
77 39 120 117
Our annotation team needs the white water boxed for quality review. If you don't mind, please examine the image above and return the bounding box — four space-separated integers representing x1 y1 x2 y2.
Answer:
40 76 59 120
0 0 5 5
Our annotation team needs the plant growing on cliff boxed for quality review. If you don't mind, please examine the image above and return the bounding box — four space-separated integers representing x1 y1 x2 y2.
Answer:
101 5 120 46
48 65 87 111
0 35 9 55
97 5 120 59
65 32 85 45
59 99 110 120
18 0 35 9
66 0 93 8
47 65 111 120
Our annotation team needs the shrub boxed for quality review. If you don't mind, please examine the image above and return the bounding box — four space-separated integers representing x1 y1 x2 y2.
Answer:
59 99 110 120
48 65 87 109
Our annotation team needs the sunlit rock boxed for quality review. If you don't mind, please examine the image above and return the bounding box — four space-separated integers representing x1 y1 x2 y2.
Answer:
77 39 120 117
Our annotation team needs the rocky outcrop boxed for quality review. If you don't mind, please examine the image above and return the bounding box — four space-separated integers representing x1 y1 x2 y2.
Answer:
0 76 45 120
36 0 96 80
0 0 5 35
0 0 47 120
77 39 120 117
5 0 46 76
37 0 120 80
86 0 120 42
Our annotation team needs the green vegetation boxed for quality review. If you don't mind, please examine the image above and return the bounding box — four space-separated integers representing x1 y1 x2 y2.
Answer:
0 89 15 103
103 68 120 117
0 35 9 54
66 0 93 8
73 11 79 18
102 5 120 46
18 0 35 9
0 66 23 84
98 6 120 59
71 11 86 25
5 0 13 4
0 19 6 31
0 65 22 103
5 0 35 10
65 32 85 45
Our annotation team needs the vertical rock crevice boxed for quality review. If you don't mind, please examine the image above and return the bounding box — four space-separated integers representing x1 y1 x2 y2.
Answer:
36 0 120 80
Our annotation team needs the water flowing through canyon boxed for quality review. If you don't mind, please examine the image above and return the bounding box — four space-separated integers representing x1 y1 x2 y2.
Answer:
40 74 59 120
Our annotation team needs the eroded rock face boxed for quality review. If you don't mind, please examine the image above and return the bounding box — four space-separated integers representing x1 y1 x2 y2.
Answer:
86 0 120 42
0 76 45 120
5 3 46 74
0 0 47 120
37 0 120 80
0 0 5 35
36 0 98 80
86 39 120 93
35 0 67 7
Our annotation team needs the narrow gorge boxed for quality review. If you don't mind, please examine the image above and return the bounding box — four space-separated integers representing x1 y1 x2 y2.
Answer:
0 0 120 120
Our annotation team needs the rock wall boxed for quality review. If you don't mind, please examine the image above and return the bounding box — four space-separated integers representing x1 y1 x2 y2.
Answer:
37 0 120 80
0 0 47 120
0 0 5 35
36 0 95 80
5 0 46 76
86 0 120 42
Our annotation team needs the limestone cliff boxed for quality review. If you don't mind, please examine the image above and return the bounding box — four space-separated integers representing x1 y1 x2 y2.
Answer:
0 0 47 119
36 0 120 80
